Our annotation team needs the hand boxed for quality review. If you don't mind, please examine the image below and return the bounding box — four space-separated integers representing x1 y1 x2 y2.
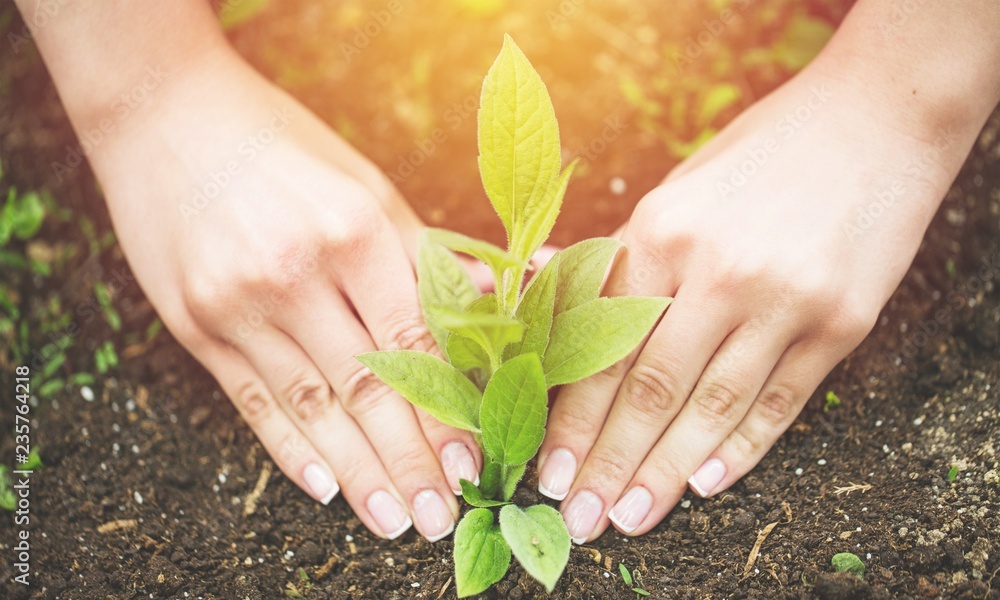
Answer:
90 52 481 542
536 66 970 542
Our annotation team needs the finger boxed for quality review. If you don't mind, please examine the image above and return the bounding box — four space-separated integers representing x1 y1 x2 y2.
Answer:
537 242 678 502
229 327 419 539
604 324 792 538
696 340 847 496
555 296 733 543
277 290 462 542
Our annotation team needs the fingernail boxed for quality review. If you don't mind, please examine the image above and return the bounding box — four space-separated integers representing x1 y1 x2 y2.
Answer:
563 490 603 545
367 490 413 540
412 489 455 542
538 448 576 501
303 462 339 505
608 487 652 534
688 458 726 497
441 442 479 495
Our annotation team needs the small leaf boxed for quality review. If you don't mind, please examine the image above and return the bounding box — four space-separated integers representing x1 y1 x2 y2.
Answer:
426 227 526 281
418 232 480 357
447 334 492 389
21 446 44 471
543 296 671 386
478 36 563 261
481 354 547 465
946 465 959 482
460 479 510 508
357 351 482 432
633 588 650 596
618 563 633 585
0 466 15 511
455 508 512 597
428 306 523 367
506 253 560 360
480 457 503 499
512 159 578 262
831 552 865 579
554 238 623 314
501 462 526 502
499 504 571 593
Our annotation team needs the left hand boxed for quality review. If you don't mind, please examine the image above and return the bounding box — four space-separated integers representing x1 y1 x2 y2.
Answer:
535 66 970 543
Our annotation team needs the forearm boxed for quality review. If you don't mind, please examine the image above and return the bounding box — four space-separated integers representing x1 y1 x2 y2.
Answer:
810 0 1000 156
14 0 234 131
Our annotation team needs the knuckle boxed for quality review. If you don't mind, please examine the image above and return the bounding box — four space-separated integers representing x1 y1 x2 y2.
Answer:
342 364 393 415
284 380 331 424
621 360 684 416
322 197 382 256
233 382 274 423
257 240 322 297
384 442 434 485
274 429 311 468
823 299 877 343
381 309 436 353
728 427 762 461
585 449 633 486
755 383 799 424
648 452 687 489
548 400 600 438
183 271 235 319
691 376 744 423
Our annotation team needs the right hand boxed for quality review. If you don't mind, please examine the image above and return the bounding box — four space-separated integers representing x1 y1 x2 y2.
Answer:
87 51 480 542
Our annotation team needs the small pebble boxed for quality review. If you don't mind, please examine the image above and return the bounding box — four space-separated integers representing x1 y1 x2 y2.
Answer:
112 443 120 453
218 473 227 484
345 534 354 542
125 399 136 412
134 491 143 504
284 550 294 560
817 459 827 466
795 467 804 476
131 445 140 454
411 582 420 588
81 386 95 402
680 499 691 509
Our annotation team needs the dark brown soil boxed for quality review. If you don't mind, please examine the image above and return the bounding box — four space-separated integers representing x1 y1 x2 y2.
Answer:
2 1 998 598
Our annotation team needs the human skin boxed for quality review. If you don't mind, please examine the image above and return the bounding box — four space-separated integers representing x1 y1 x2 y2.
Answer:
14 0 483 543
536 0 1000 543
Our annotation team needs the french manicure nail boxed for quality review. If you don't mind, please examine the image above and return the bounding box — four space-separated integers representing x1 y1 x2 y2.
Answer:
563 490 603 545
538 448 576 501
688 458 726 497
303 462 339 505
608 487 652 534
413 489 455 543
367 490 412 540
441 442 480 495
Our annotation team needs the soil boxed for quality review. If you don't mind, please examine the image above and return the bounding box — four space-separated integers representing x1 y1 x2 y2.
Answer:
1 1 998 598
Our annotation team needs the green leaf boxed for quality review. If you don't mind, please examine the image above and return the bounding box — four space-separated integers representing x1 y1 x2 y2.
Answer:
481 353 547 465
22 446 44 471
460 479 510 508
478 35 563 261
619 563 633 585
427 306 523 368
447 334 492 389
454 508 512 597
0 466 15 511
499 504 571 593
418 232 481 357
37 378 64 398
543 296 671 386
831 552 865 579
506 253 560 360
554 238 623 315
426 227 525 280
946 465 959 482
356 351 482 432
501 462 526 502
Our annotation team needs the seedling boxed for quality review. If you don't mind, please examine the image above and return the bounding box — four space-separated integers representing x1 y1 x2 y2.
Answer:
831 552 865 579
619 563 650 597
823 390 841 413
357 36 670 596
946 465 959 482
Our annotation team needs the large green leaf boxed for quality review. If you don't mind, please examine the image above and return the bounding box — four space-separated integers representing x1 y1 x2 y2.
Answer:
455 508 512 597
499 504 571 593
417 232 480 358
554 238 623 314
478 35 563 261
428 306 523 367
506 253 560 360
480 354 548 465
543 296 671 386
356 351 482 432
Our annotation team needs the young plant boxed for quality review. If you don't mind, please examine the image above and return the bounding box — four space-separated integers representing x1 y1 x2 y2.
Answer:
357 36 671 596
